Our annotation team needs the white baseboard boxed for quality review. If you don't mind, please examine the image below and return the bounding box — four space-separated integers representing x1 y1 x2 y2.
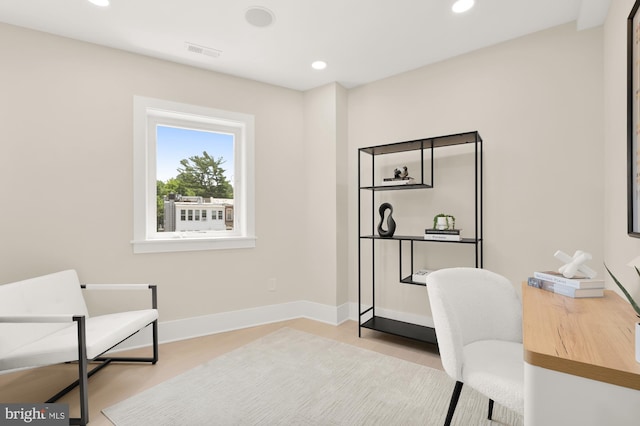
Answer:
114 300 353 351
115 301 433 352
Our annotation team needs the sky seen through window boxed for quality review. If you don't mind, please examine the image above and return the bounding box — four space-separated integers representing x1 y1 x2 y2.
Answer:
156 125 234 184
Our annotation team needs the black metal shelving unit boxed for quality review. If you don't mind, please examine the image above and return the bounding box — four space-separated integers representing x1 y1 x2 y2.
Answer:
357 131 483 345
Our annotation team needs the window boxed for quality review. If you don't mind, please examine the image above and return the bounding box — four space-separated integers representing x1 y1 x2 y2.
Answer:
133 96 255 253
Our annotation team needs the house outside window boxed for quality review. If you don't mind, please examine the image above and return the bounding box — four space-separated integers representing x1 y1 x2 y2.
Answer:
162 197 232 232
133 96 255 253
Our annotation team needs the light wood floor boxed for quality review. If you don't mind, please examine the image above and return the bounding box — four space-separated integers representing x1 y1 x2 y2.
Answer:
0 319 443 425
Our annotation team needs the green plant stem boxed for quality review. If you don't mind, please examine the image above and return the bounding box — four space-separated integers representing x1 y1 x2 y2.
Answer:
604 264 640 318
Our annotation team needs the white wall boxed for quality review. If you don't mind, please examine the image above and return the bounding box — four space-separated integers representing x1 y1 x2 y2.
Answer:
0 23 311 321
348 23 604 319
302 83 349 308
603 0 640 301
0 18 612 334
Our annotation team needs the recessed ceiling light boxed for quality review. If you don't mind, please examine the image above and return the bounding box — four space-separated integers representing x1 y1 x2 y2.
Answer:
452 0 475 13
245 6 275 28
311 61 327 70
88 0 110 7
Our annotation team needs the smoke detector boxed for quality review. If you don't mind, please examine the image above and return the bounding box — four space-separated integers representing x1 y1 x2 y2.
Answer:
245 6 275 28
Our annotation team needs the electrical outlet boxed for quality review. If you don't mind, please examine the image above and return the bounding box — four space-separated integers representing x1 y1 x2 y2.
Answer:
267 278 277 292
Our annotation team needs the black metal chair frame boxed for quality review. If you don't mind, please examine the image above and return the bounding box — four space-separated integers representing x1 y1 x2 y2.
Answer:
444 380 494 426
45 284 159 426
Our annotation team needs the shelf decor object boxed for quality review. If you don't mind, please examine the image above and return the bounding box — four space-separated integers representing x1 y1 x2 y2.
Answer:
554 249 597 279
377 202 396 237
357 131 483 345
628 0 640 237
433 213 455 230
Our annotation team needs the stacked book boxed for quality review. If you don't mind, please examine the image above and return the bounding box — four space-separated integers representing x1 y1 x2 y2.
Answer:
528 271 605 298
380 177 415 186
424 228 461 241
411 269 433 284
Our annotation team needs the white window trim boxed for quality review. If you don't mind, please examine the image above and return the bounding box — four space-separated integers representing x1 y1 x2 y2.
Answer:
132 96 255 253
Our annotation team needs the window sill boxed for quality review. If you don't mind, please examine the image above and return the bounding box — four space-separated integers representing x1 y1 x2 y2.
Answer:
131 236 256 254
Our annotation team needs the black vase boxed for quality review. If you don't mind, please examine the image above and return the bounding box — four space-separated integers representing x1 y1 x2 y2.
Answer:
377 202 396 238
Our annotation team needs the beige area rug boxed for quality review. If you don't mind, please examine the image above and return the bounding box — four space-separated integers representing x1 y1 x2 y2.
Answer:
103 328 523 426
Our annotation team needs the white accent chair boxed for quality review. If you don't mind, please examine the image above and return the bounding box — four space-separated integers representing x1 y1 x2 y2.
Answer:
426 267 524 426
0 270 159 426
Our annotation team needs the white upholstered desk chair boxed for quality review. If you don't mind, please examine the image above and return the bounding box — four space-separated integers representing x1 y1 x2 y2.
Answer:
426 267 524 426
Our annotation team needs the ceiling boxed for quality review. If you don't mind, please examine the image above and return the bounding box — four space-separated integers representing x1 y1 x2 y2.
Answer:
0 0 611 91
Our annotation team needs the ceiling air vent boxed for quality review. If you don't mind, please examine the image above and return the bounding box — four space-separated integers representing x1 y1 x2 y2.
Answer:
185 42 221 58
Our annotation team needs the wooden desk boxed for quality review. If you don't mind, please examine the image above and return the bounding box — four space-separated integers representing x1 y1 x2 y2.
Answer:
522 284 640 425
